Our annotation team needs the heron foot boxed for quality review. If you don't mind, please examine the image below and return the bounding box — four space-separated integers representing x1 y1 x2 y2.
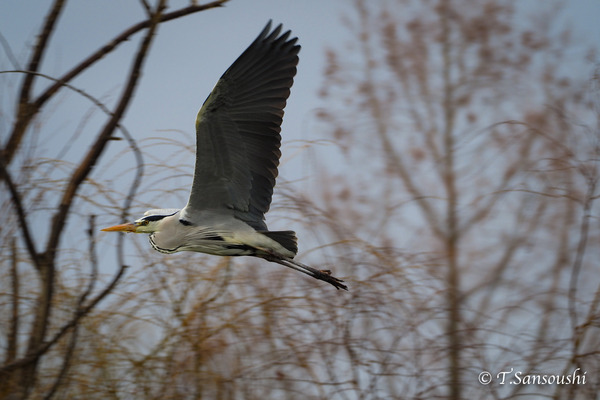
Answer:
259 251 348 291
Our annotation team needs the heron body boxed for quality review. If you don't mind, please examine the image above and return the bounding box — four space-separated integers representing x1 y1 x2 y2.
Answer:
102 21 347 290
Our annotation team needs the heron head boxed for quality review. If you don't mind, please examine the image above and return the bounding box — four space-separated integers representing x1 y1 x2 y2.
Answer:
101 209 179 234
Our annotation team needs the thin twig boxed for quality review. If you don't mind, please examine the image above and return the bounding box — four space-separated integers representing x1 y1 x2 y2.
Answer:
0 158 40 267
568 177 597 344
18 0 66 105
0 213 127 374
0 264 128 373
82 215 99 304
7 238 19 363
43 326 78 400
1 0 229 166
201 258 232 307
0 30 21 69
2 0 66 162
0 70 144 201
43 214 99 400
32 0 229 113
138 0 152 17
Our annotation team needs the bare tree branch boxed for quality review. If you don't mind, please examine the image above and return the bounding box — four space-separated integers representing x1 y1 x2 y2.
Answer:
0 0 163 391
355 1 444 239
7 238 19 364
0 263 129 374
0 31 21 69
0 158 40 266
0 212 127 375
43 215 100 400
568 177 597 351
45 0 166 258
0 0 229 166
138 0 152 17
3 0 66 163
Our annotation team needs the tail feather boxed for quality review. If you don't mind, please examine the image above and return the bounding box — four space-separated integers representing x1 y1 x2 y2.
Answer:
259 230 298 255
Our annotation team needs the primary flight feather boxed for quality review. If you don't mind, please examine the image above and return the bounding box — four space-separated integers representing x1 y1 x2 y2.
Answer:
102 21 347 291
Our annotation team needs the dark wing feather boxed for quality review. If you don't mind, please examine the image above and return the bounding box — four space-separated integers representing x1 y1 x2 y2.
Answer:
185 21 300 230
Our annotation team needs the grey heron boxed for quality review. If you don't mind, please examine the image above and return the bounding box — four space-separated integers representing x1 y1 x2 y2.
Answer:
102 21 347 291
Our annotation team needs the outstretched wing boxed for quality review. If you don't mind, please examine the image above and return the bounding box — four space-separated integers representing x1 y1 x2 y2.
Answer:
184 21 300 230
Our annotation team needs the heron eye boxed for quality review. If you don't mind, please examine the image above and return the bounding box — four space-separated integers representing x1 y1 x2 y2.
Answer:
140 220 150 226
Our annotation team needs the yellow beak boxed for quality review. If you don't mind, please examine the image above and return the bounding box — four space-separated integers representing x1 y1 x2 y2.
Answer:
101 223 138 233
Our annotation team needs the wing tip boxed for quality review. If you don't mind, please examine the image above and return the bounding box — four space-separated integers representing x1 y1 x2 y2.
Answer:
257 20 300 56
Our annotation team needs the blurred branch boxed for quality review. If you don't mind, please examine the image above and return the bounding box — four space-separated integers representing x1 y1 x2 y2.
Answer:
118 112 145 224
355 1 443 239
1 0 229 166
138 0 152 17
17 0 65 107
0 264 129 374
82 215 99 306
7 238 19 364
0 158 40 266
32 0 229 117
438 3 461 398
0 31 21 69
0 211 125 376
467 197 547 316
200 258 232 308
0 238 20 394
43 215 99 400
2 0 66 163
568 177 597 346
0 68 145 220
461 123 537 234
500 120 576 160
43 327 78 400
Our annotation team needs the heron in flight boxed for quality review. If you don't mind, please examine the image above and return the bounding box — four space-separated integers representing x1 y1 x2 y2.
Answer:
102 21 347 290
